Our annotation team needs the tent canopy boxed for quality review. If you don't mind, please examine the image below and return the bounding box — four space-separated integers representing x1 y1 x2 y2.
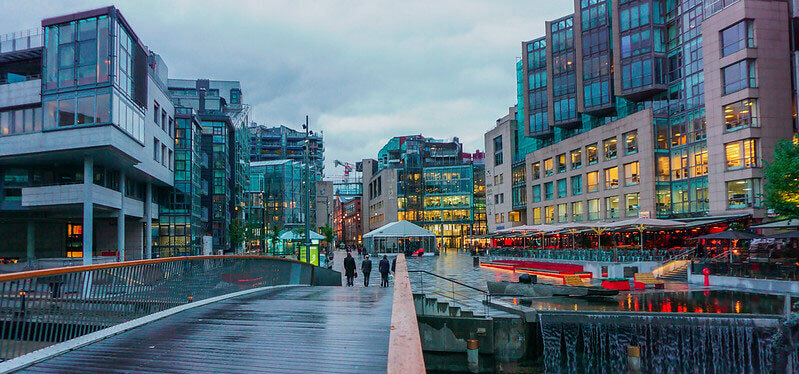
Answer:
694 231 763 240
363 220 436 238
751 219 799 229
279 230 324 241
607 218 686 229
767 230 799 239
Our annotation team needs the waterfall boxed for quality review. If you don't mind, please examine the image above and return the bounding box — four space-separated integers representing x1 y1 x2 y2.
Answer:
538 312 784 374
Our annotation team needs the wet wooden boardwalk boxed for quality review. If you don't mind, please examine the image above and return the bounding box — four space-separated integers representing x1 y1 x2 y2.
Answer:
19 286 394 373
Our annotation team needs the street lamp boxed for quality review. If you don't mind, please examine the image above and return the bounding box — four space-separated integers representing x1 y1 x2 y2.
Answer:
302 116 311 264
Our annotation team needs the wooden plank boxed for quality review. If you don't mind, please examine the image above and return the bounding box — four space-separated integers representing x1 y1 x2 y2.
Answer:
387 254 426 374
19 286 393 373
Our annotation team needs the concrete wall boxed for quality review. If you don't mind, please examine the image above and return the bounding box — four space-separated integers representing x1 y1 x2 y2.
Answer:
0 79 40 108
688 266 799 294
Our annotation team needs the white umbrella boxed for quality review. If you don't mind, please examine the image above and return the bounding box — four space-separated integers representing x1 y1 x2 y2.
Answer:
607 218 685 250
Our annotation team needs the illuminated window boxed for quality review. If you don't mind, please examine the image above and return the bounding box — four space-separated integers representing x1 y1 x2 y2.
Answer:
533 207 542 224
605 196 619 219
557 153 567 173
558 203 568 222
571 201 583 221
588 199 600 220
624 131 637 155
544 158 554 176
586 143 598 164
570 149 582 169
587 171 599 192
625 193 640 217
604 167 619 189
624 162 639 186
603 137 617 160
724 99 758 132
727 179 760 209
725 139 758 170
545 206 555 223
531 162 541 180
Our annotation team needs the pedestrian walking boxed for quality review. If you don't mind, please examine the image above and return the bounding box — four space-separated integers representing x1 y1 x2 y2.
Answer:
361 254 372 287
379 255 390 287
344 252 356 287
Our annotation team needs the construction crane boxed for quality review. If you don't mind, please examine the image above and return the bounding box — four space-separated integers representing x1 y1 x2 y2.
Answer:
334 160 355 177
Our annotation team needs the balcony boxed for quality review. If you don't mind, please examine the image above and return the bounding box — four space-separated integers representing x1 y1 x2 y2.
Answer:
0 28 43 61
0 78 40 108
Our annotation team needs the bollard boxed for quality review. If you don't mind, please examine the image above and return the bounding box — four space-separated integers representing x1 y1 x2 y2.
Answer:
466 339 479 373
473 256 480 267
627 346 641 374
702 267 711 287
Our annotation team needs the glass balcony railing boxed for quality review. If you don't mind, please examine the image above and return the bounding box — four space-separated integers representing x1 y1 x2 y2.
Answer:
0 28 43 54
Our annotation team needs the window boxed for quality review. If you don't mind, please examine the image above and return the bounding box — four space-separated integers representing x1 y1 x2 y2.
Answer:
544 158 554 176
230 89 241 104
532 184 541 202
154 102 160 124
533 207 542 224
153 139 160 161
557 179 567 198
558 203 568 223
168 117 174 137
603 137 617 160
721 20 754 57
545 206 555 223
586 143 598 164
725 139 758 170
605 196 619 219
544 182 554 200
625 193 640 217
624 131 638 155
587 171 599 192
161 144 167 166
531 162 540 180
624 162 640 186
161 110 167 132
572 201 583 222
557 153 567 173
604 167 619 189
727 179 760 209
722 60 756 95
571 175 582 195
570 149 582 169
588 199 600 220
493 136 503 166
724 99 758 131
168 149 173 170
58 98 75 127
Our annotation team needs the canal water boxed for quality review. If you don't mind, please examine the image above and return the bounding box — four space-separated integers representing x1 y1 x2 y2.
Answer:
408 250 797 373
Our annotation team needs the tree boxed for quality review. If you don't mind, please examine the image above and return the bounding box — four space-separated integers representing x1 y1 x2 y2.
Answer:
319 224 335 249
229 219 246 251
269 224 281 255
763 139 799 219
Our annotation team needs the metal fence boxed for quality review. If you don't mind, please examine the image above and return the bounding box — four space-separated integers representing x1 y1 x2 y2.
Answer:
691 261 799 281
487 247 684 263
0 255 338 361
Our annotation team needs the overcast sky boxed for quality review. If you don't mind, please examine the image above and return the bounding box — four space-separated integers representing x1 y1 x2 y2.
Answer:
1 0 571 177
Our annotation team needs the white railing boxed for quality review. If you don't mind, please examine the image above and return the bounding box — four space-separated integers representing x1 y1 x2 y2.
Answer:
0 28 44 54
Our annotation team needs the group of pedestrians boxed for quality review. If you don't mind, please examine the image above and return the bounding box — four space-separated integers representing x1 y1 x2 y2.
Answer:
343 251 396 287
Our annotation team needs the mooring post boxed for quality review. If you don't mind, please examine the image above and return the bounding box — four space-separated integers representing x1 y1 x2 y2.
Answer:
628 346 641 374
467 339 479 373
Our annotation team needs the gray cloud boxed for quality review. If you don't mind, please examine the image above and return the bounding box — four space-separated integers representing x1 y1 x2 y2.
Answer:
1 0 571 177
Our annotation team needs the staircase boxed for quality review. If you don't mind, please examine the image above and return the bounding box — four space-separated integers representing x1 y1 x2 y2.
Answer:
658 262 689 282
412 293 484 318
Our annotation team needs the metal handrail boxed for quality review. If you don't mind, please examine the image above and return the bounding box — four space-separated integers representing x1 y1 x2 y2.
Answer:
407 269 491 317
407 270 488 294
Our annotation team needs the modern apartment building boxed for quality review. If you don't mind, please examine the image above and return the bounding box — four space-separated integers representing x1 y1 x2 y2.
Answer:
485 106 524 232
0 7 175 264
167 78 251 253
361 135 487 248
485 0 797 230
248 123 324 178
245 160 303 253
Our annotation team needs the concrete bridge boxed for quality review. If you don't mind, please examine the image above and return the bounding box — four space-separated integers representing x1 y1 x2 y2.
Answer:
0 255 424 373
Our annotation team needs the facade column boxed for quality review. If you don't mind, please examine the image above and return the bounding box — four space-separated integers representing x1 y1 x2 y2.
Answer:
117 171 126 262
83 157 94 266
26 221 35 265
144 181 152 259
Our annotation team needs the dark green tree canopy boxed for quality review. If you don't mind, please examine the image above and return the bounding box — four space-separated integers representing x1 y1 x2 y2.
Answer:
763 139 799 219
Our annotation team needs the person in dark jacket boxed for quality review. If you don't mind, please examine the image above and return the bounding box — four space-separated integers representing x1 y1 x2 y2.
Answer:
344 252 356 287
379 255 390 287
361 254 372 287
391 257 397 274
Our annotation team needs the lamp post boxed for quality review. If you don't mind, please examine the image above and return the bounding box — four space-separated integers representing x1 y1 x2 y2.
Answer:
302 115 311 264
